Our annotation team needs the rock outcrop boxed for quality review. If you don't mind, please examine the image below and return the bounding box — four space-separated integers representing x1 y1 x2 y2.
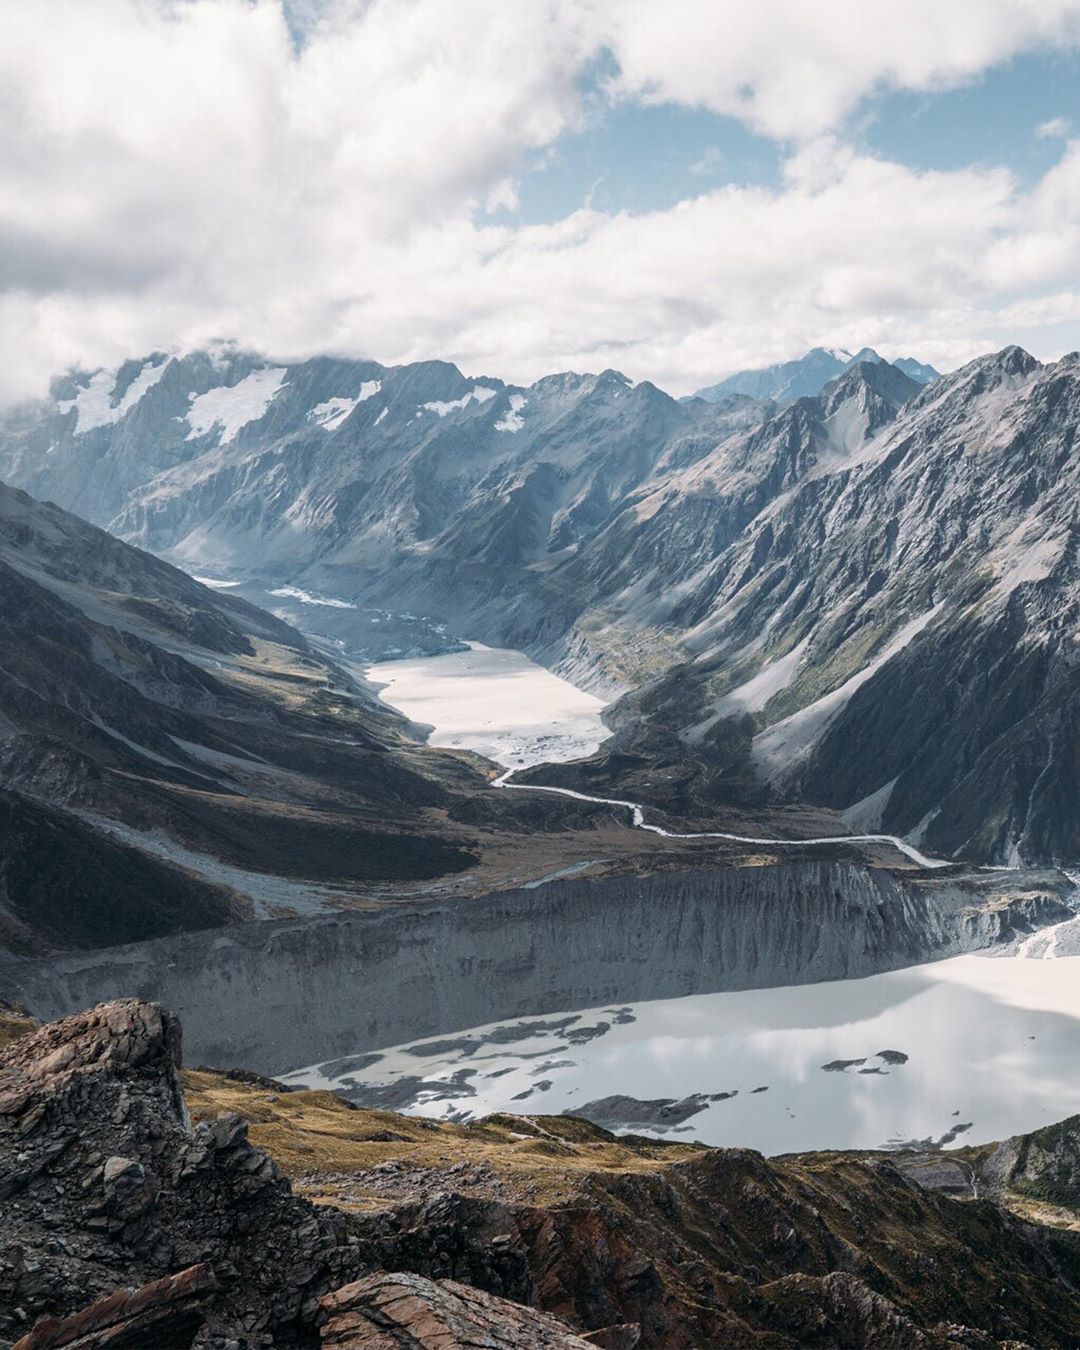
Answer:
8 999 1080 1348
12 1264 218 1350
0 1000 365 1346
318 1273 636 1348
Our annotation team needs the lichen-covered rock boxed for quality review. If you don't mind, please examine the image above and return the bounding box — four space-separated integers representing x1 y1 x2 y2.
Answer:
11 1263 217 1350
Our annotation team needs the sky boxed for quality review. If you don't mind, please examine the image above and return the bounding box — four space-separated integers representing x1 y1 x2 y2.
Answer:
2 0 1080 402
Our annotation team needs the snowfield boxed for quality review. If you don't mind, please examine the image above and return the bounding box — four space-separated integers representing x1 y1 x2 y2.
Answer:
185 367 288 443
420 386 498 417
309 381 382 430
57 356 170 433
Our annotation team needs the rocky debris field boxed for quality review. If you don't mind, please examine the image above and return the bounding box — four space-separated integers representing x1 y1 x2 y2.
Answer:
5 999 1080 1347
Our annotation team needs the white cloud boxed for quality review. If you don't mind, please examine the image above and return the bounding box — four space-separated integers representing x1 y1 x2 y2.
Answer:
1037 116 1071 137
2 0 1080 403
602 1 1080 141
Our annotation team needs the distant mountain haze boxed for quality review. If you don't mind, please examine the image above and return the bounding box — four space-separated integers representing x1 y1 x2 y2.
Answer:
693 345 940 405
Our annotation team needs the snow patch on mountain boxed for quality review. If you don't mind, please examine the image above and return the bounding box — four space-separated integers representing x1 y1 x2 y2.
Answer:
822 395 874 456
115 356 171 413
495 393 528 433
56 370 116 433
308 381 382 431
421 386 498 417
57 356 170 433
185 367 288 443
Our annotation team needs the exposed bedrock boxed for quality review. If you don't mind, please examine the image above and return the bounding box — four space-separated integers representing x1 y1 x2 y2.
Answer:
0 861 1069 1075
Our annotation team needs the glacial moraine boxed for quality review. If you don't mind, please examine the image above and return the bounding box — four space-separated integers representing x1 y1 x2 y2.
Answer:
0 859 1067 1080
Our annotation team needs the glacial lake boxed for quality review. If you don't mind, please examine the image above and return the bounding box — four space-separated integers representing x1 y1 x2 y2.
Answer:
283 942 1080 1155
367 640 611 769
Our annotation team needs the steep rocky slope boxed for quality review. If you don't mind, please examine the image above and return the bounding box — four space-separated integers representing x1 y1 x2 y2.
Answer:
0 480 491 952
6 999 1080 1349
611 347 1080 863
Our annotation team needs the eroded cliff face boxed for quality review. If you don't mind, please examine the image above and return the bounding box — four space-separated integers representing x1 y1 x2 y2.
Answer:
1 861 1068 1074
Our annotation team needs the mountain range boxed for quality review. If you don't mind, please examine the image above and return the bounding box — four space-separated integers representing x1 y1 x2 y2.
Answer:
3 339 1080 872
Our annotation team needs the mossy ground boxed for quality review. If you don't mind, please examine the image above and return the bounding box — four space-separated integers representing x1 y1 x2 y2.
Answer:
182 1070 705 1211
0 1003 36 1050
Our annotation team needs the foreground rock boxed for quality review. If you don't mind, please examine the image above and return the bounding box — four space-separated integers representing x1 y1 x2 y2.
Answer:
319 1273 638 1348
12 1264 217 1350
8 999 1080 1347
0 1000 365 1345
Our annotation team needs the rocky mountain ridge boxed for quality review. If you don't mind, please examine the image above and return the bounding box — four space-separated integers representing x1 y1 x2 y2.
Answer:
606 346 1080 863
6 998 1080 1348
0 479 492 953
693 344 939 405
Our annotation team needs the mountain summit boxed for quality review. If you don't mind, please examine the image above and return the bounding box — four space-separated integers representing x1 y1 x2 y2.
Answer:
694 345 939 405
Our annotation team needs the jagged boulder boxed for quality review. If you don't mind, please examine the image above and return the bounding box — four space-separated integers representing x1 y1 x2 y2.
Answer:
12 1264 218 1350
0 1000 365 1346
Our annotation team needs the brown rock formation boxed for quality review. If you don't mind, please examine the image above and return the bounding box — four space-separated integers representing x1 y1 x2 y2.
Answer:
319 1272 607 1348
0 1000 364 1346
12 1264 217 1350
